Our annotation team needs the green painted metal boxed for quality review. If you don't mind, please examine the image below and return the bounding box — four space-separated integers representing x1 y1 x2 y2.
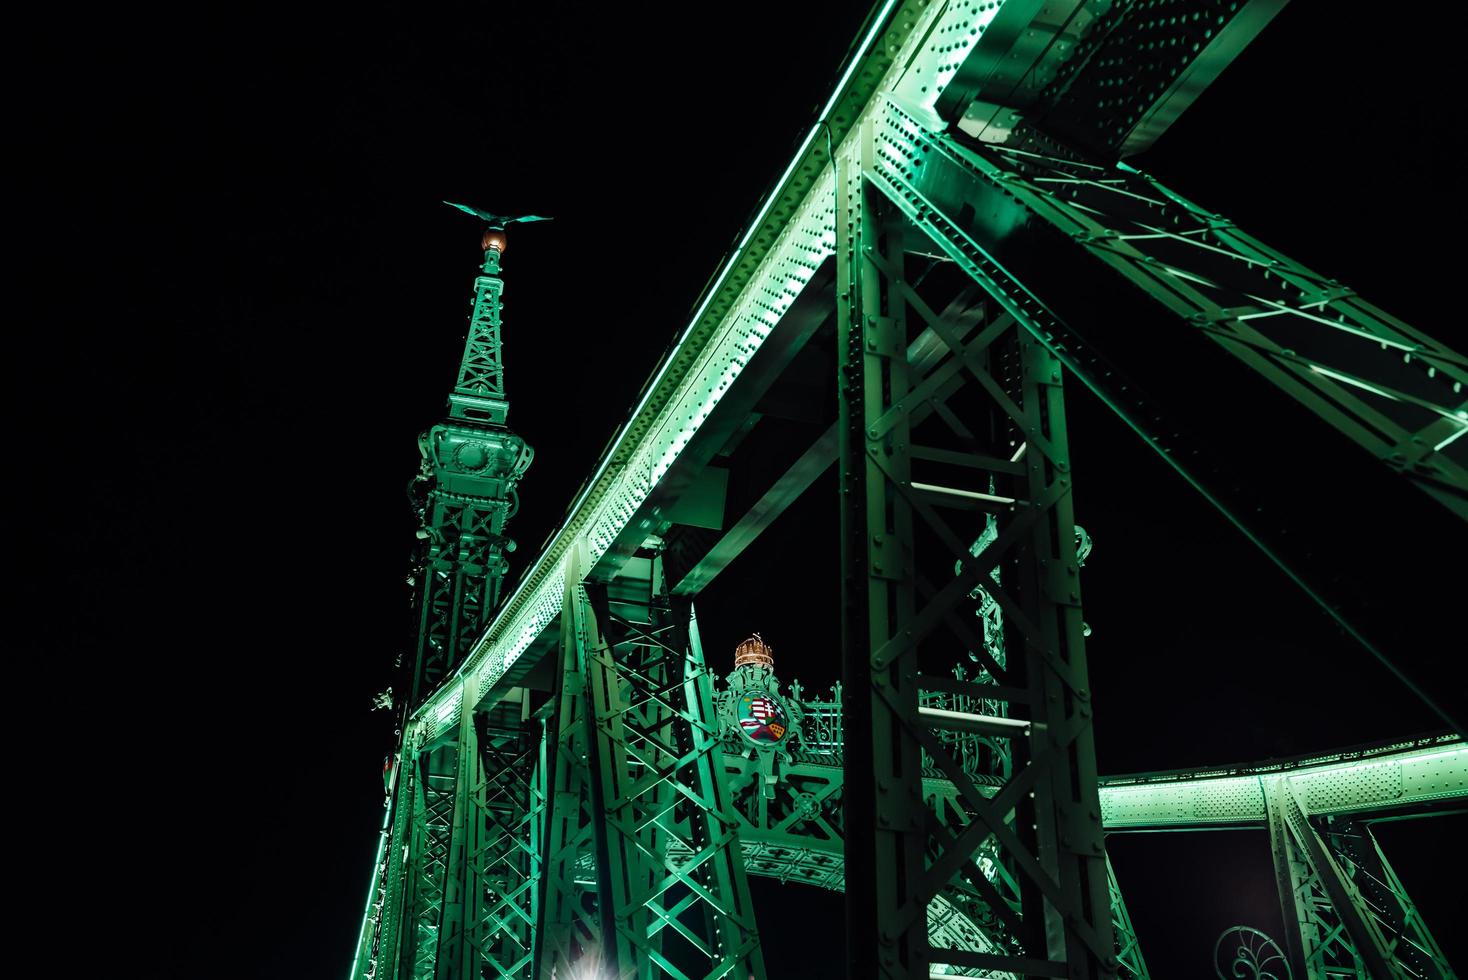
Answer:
352 1 1468 978
837 116 1114 975
539 551 766 979
403 744 459 979
1107 856 1151 980
1101 739 1468 830
1268 777 1394 979
448 245 509 426
1265 775 1456 980
353 232 541 980
408 241 534 707
537 550 603 971
408 0 1465 753
864 93 1465 735
460 693 546 978
1321 817 1453 979
931 0 1290 159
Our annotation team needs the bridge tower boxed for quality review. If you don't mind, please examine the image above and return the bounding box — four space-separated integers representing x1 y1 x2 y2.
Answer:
353 213 538 980
407 217 535 706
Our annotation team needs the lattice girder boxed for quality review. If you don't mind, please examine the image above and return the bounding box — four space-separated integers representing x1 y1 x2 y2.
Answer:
837 109 1115 976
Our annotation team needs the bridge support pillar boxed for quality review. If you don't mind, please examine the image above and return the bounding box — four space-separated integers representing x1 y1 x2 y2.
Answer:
541 548 766 979
837 112 1116 978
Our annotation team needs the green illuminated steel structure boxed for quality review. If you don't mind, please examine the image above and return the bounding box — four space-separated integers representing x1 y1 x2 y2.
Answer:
352 1 1466 978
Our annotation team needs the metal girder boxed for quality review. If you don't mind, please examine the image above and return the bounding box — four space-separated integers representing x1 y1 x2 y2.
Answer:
1268 779 1403 979
589 259 836 583
405 2 941 727
918 0 1289 158
400 745 459 980
670 287 990 597
354 1 1468 977
940 140 1468 518
1025 0 1288 158
1106 855 1150 980
1322 817 1453 979
457 697 546 978
359 694 1463 977
705 737 1468 862
838 112 1114 976
544 552 766 979
355 681 549 980
538 558 603 972
1101 738 1468 830
359 758 416 980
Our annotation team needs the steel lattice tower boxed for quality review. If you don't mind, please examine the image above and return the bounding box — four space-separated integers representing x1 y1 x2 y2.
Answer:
353 2 1466 978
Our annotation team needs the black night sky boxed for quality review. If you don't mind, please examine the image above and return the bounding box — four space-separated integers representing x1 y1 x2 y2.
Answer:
25 1 1465 976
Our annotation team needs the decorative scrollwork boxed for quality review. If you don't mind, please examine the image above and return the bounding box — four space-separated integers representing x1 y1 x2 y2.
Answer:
1214 926 1291 980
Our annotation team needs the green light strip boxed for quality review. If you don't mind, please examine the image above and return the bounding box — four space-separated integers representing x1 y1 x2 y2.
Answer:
347 796 393 980
1099 742 1468 829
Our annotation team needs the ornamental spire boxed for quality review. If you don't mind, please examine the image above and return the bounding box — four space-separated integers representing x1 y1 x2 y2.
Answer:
441 202 553 427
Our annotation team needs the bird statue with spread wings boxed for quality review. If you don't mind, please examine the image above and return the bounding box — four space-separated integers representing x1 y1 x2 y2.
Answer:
444 202 552 256
442 201 553 230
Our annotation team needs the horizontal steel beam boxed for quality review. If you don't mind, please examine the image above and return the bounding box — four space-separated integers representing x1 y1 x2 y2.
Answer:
1103 738 1467 830
696 738 1468 880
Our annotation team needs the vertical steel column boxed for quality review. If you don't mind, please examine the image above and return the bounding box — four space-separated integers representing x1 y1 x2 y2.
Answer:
432 677 482 980
840 109 1116 977
559 550 766 980
397 742 460 980
424 682 547 980
540 551 601 974
837 123 927 977
540 552 603 975
463 695 546 979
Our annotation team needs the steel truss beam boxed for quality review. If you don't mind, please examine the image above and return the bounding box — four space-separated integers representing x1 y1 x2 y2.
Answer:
838 113 1114 976
865 93 1466 734
459 696 547 978
361 685 547 980
539 561 603 971
399 744 458 979
1321 817 1453 979
359 672 1462 976
1105 855 1150 980
940 140 1468 517
1102 739 1467 830
543 551 766 980
1267 779 1452 979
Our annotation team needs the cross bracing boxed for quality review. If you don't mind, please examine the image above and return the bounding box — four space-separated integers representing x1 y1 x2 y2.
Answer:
356 0 1467 978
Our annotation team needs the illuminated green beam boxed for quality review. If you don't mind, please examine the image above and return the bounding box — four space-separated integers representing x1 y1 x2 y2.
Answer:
1102 740 1466 830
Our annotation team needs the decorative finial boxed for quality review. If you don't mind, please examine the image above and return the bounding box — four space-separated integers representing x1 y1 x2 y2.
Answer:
734 634 774 670
442 201 553 253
